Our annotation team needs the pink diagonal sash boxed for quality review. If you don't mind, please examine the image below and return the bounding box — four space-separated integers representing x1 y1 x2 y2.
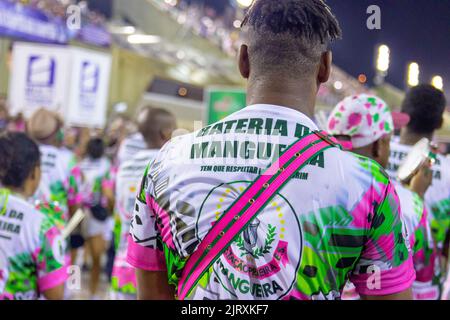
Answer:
177 131 335 299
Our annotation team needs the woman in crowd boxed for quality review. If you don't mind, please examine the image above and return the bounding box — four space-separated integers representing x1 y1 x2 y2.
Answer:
76 137 114 300
0 132 68 300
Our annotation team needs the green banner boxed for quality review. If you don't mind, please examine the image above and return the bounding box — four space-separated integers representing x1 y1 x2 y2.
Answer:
205 87 247 125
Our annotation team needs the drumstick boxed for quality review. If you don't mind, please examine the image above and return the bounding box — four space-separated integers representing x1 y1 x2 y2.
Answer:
61 209 86 240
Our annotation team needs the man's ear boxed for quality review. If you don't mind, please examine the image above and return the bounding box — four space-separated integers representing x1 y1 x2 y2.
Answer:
239 44 250 79
318 51 332 84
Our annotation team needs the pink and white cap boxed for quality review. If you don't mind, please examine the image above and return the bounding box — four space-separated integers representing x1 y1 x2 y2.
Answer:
327 94 410 150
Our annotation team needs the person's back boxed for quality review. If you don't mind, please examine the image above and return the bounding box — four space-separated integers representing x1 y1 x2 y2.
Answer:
27 109 80 220
0 132 68 300
112 107 177 299
111 149 159 298
116 132 146 166
387 84 448 300
128 105 413 299
128 0 413 300
36 144 78 213
0 193 67 300
79 156 111 207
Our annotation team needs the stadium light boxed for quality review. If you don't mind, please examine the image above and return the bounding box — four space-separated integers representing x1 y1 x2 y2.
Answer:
407 62 420 87
431 75 444 90
127 34 161 44
376 44 390 73
236 0 253 8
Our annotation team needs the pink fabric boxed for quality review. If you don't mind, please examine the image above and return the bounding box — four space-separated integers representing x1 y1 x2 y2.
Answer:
179 137 330 299
126 235 167 271
350 185 381 229
37 264 69 292
112 265 137 288
350 257 416 296
68 193 83 206
148 195 176 250
102 180 115 190
0 293 14 300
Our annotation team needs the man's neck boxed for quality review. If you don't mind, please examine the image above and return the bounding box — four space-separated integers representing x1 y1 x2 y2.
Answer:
146 141 161 150
246 77 317 119
399 128 433 146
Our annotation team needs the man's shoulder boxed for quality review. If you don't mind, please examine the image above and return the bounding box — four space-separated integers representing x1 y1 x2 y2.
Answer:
327 148 390 185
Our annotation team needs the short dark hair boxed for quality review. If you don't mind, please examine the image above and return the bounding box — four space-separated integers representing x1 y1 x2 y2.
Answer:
0 132 40 189
242 0 342 76
137 107 176 146
401 84 447 134
86 138 105 160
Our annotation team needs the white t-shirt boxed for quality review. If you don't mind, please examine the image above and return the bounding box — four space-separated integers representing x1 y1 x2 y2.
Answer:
116 133 147 166
0 191 68 300
111 149 159 295
127 104 414 300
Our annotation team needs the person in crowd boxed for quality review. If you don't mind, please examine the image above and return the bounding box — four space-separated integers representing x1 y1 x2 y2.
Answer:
327 94 435 300
110 107 177 300
76 137 114 300
0 132 68 300
386 84 449 300
128 0 414 300
115 110 150 166
27 108 81 222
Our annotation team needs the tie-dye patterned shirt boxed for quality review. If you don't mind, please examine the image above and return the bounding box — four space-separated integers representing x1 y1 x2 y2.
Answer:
32 145 81 221
387 140 450 299
127 104 415 300
111 149 159 296
0 190 68 300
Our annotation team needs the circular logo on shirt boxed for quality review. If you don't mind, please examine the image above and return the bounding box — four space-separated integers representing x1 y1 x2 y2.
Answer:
196 181 302 300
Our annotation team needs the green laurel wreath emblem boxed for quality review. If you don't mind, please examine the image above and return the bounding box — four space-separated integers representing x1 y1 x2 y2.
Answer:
236 224 277 258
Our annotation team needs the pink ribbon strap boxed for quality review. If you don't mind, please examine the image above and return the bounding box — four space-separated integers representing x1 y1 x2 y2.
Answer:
177 131 336 299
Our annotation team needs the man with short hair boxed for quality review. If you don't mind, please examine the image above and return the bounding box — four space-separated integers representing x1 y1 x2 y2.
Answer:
111 107 176 300
327 94 435 300
128 0 414 300
387 84 449 300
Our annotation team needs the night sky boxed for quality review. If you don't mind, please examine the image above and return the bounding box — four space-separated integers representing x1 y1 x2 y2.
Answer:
326 0 450 91
187 0 450 92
